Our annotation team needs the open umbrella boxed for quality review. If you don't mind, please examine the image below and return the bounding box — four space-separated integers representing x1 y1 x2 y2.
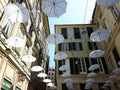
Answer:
61 72 71 77
96 0 119 7
43 79 51 83
88 64 100 71
6 37 25 47
4 3 29 23
37 73 47 77
46 34 64 44
89 50 104 58
47 83 55 87
90 29 110 42
87 72 97 78
86 79 95 83
41 0 67 17
22 55 36 62
105 80 113 84
109 75 118 80
31 66 43 72
59 64 69 71
55 52 67 60
64 78 73 83
112 68 120 74
118 61 120 65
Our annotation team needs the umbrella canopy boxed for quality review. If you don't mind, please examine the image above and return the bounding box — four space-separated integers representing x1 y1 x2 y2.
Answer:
89 64 100 71
47 83 55 87
41 0 67 17
118 61 120 65
61 72 71 77
37 73 47 77
89 50 104 58
46 34 64 44
105 80 113 84
31 66 43 72
22 55 36 62
109 75 118 80
90 29 110 42
85 83 93 87
87 72 97 78
59 64 69 71
85 79 95 83
5 3 29 23
112 68 120 74
6 37 25 47
96 0 119 7
43 79 51 83
64 78 73 83
55 52 67 60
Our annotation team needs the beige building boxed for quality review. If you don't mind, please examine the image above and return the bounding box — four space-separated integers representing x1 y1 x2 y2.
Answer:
0 0 50 90
54 24 111 90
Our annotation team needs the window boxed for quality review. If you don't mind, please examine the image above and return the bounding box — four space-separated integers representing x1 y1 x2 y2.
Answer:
111 4 119 17
1 16 13 37
74 28 81 39
58 42 83 51
112 47 120 67
86 27 93 38
61 28 68 39
1 78 12 90
88 42 98 50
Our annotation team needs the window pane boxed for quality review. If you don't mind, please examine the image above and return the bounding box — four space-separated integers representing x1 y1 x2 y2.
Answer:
61 28 67 39
74 28 81 39
86 27 93 38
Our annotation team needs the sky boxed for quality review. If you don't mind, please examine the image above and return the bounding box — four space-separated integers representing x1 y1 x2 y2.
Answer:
48 0 96 68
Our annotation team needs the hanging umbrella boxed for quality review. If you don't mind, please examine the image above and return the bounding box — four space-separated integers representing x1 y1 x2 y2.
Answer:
85 83 93 87
89 50 104 58
51 85 57 89
6 37 25 47
43 79 51 83
66 82 73 87
22 55 36 62
118 61 120 65
31 66 43 72
88 64 100 71
105 80 113 84
37 73 47 77
41 0 67 17
55 52 67 60
96 0 119 7
112 68 120 74
64 78 73 83
4 3 29 23
61 72 71 77
87 72 97 78
103 83 110 87
47 83 54 87
46 34 64 44
109 75 118 80
85 79 95 83
90 29 110 42
59 64 69 71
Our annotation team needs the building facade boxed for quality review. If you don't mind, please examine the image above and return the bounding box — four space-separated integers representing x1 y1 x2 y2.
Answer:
92 2 120 90
0 0 50 90
55 24 111 90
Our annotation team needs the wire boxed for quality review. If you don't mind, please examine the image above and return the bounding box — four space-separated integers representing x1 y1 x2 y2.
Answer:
83 0 89 24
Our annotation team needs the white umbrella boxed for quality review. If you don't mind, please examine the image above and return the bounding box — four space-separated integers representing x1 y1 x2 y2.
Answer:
85 83 93 87
59 64 69 71
103 83 110 87
88 64 100 71
90 29 110 42
89 50 104 58
55 52 67 60
47 83 54 87
37 73 47 78
66 82 73 87
96 0 119 7
105 80 113 84
109 75 118 80
85 79 95 83
43 79 51 83
22 55 36 62
4 3 29 23
118 61 120 65
61 72 71 77
6 37 25 47
51 85 57 89
31 66 43 72
112 68 120 74
46 34 64 44
87 72 97 78
64 78 73 83
41 0 67 17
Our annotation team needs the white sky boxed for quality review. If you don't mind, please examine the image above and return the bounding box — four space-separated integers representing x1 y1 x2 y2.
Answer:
48 0 96 68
